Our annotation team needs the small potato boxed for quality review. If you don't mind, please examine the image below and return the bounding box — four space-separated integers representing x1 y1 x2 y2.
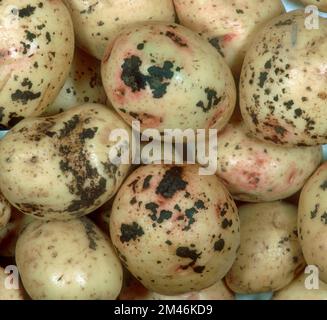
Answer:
240 10 327 146
0 266 25 300
215 121 322 202
63 0 175 60
0 209 33 257
0 104 131 220
102 22 236 133
273 272 327 300
298 163 327 283
0 193 11 229
174 0 284 76
0 0 74 127
16 218 123 300
300 0 327 11
120 277 234 300
226 202 305 294
110 164 240 295
44 48 108 116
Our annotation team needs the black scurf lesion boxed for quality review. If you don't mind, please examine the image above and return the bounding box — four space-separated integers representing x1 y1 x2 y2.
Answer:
81 218 99 250
59 115 80 138
310 204 319 219
18 5 36 18
214 238 225 251
156 167 188 199
175 246 204 273
145 202 172 224
121 55 175 99
275 19 293 27
258 72 268 88
11 89 41 105
165 31 188 47
0 107 4 122
320 180 327 191
143 175 153 189
208 37 225 57
321 212 327 225
182 200 206 231
120 222 144 243
196 88 222 113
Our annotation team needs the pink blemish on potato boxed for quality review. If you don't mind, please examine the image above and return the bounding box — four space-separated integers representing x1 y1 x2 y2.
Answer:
140 113 163 128
119 279 149 300
223 33 237 43
286 162 298 185
207 105 226 129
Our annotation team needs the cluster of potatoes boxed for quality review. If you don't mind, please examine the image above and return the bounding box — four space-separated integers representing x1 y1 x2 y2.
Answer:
0 0 327 300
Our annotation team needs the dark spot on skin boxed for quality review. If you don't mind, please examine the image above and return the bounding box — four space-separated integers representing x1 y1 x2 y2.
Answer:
128 179 139 193
130 196 137 205
156 167 188 198
45 32 51 44
121 55 146 92
81 218 99 250
196 88 222 113
59 115 80 138
174 204 181 211
80 2 99 14
221 218 233 229
11 90 41 105
321 212 327 225
311 204 319 219
208 37 225 57
250 111 259 126
120 222 144 243
137 43 145 50
79 127 98 141
320 180 327 191
21 78 32 90
258 72 268 88
194 200 205 209
143 175 153 189
236 9 244 14
264 59 272 69
18 5 36 18
165 31 187 47
25 30 36 42
275 19 293 27
157 210 173 223
165 240 172 245
284 100 294 110
145 202 159 220
8 113 24 128
274 126 287 136
214 239 225 251
193 266 205 273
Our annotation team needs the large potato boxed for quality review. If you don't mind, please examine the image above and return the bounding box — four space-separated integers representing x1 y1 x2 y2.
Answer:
110 164 240 295
0 193 11 229
298 162 327 283
300 0 327 11
120 277 234 300
0 104 131 220
240 10 327 146
226 202 305 293
274 272 327 300
0 0 74 127
44 48 107 116
0 266 24 300
102 22 236 133
174 0 284 76
215 121 322 202
63 0 175 60
16 218 123 300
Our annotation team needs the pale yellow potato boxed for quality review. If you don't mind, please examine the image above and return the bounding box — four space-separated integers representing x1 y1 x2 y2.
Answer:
215 121 322 202
240 10 327 146
274 272 327 300
63 0 175 60
298 162 327 283
0 209 33 256
120 277 234 300
300 0 327 11
0 192 11 229
16 218 123 300
0 0 74 127
0 103 131 220
110 164 240 295
0 266 24 300
226 202 305 294
174 0 284 76
102 22 236 133
44 48 107 116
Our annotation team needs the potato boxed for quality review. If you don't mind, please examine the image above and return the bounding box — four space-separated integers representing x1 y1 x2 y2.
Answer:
273 272 327 300
0 209 33 257
16 218 123 300
63 0 175 60
120 277 234 300
0 104 131 220
240 10 327 146
300 0 327 11
215 121 322 202
101 22 236 134
226 202 305 293
0 266 24 300
44 48 108 116
298 162 327 283
174 0 284 76
0 192 11 230
110 164 240 295
0 0 74 127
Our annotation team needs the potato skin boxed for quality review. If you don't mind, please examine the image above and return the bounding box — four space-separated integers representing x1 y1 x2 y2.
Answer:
216 121 322 202
300 0 327 11
63 0 175 60
16 218 123 300
101 22 236 133
226 202 305 294
110 164 240 295
0 104 131 220
0 267 25 300
273 272 327 300
0 0 74 127
0 193 11 229
174 0 283 76
298 163 327 283
120 277 234 300
240 10 327 146
44 48 108 116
